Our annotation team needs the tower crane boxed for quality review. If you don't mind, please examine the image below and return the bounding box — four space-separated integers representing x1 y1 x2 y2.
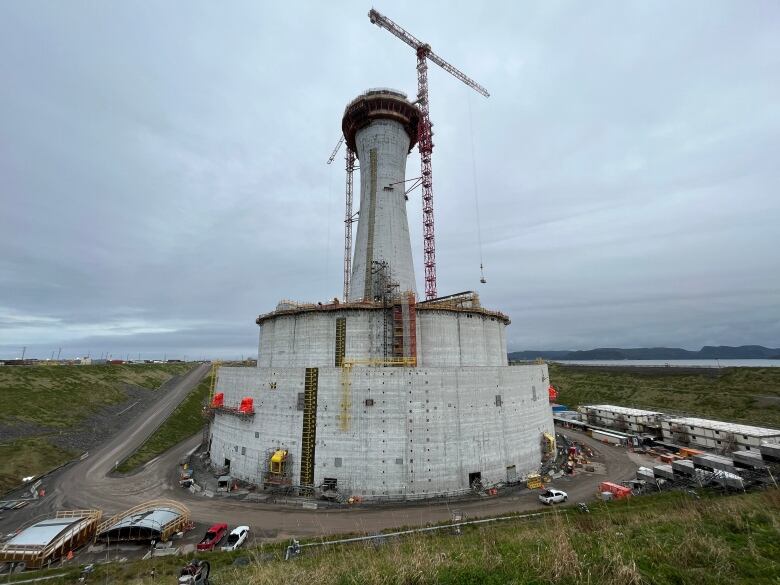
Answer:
326 135 357 300
368 9 489 300
326 135 344 165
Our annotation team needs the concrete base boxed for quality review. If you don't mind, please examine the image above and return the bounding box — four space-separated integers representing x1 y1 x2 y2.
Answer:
209 364 554 500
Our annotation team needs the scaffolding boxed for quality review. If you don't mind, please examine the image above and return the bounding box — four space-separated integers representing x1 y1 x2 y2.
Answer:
300 367 319 487
392 292 417 366
208 360 222 403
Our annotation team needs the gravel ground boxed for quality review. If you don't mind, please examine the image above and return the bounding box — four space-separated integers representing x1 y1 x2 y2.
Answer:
0 420 49 443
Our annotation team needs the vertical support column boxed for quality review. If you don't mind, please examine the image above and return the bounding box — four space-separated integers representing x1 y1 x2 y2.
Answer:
300 367 319 487
362 149 378 300
335 318 346 367
343 149 356 301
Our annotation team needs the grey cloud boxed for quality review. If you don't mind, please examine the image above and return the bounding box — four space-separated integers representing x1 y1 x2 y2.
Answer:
1 1 778 359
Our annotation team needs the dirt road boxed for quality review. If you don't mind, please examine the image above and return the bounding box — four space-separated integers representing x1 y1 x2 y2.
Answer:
2 371 638 541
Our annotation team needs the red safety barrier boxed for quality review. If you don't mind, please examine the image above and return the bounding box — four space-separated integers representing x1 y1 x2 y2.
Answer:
238 396 254 414
548 385 558 401
211 392 224 408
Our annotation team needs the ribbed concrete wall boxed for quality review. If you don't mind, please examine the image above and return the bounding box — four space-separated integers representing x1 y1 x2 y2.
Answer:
416 311 508 367
257 310 508 368
350 119 416 299
210 363 553 498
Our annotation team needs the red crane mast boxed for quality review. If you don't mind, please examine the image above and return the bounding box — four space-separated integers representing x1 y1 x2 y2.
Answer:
368 9 489 300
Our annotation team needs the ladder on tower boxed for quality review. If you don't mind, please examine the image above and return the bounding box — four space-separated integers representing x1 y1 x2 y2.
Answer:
208 360 222 402
300 368 319 486
339 363 353 432
392 293 417 366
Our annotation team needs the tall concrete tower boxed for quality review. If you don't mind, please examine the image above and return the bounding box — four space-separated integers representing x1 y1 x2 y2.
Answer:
342 89 420 300
206 87 555 502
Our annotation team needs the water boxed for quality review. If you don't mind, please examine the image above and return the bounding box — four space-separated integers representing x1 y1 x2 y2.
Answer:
554 359 780 368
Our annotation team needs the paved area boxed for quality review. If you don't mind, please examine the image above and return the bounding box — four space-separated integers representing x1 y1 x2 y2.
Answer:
1 374 639 544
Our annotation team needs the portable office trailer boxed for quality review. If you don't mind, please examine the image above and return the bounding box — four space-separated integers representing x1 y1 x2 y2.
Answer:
672 459 696 477
661 418 780 452
731 450 767 470
591 429 629 446
636 467 656 482
692 454 740 475
580 405 662 434
760 442 780 463
653 464 675 480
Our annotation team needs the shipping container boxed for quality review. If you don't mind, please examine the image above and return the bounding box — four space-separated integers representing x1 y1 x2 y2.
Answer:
598 481 632 499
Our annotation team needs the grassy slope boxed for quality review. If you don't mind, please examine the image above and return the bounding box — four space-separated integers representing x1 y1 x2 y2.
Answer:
0 363 192 428
117 372 212 472
0 363 191 494
549 364 780 428
0 438 76 494
18 490 780 584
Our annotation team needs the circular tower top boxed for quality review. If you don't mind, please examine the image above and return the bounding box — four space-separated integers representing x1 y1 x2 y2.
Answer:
342 89 420 154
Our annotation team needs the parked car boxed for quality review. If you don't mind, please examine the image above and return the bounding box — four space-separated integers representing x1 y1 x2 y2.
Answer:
196 523 228 551
221 525 250 551
538 489 568 505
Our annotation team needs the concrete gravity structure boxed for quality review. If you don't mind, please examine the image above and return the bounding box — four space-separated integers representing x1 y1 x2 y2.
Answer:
207 89 554 500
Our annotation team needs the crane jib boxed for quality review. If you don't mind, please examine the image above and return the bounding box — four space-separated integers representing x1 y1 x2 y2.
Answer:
366 7 490 300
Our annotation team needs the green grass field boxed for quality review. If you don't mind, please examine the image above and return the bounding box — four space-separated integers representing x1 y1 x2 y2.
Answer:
0 363 192 428
117 372 212 472
0 438 76 494
549 364 780 428
0 363 192 494
11 490 779 584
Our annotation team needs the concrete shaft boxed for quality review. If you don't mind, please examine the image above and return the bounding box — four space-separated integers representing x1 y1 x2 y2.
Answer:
344 90 419 300
350 120 416 299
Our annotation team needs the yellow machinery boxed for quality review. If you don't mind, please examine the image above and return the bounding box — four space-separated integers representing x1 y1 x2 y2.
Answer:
264 449 292 489
543 432 556 460
270 450 288 475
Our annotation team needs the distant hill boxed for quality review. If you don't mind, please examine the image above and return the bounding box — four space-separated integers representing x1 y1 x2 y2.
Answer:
508 345 780 361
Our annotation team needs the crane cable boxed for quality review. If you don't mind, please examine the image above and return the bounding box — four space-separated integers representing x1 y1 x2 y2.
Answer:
468 95 486 284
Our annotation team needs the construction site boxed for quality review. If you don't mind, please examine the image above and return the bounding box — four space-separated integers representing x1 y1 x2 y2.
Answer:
198 10 562 501
1 6 778 583
207 83 554 501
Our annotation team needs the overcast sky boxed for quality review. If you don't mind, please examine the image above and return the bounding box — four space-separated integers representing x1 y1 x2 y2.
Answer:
1 1 778 359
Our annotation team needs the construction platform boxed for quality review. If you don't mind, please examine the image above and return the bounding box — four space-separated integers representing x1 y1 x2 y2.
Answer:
0 510 101 570
96 500 191 543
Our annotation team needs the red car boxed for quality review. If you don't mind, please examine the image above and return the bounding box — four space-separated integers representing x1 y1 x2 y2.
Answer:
196 523 228 551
